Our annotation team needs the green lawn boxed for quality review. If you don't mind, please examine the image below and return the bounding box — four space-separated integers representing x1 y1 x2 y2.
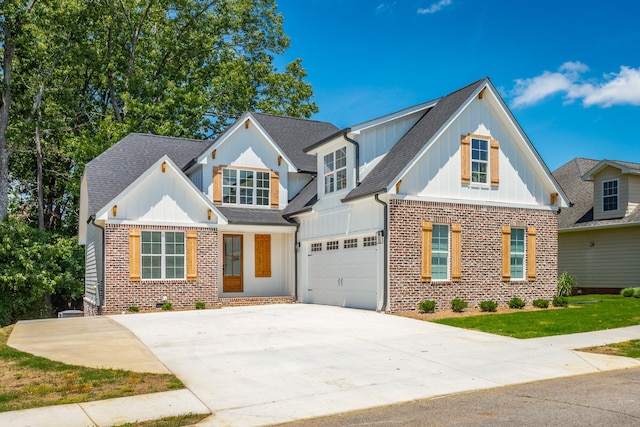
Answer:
434 294 640 339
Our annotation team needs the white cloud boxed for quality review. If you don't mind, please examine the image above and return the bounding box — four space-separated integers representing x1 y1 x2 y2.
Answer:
376 3 396 13
417 0 452 15
510 63 640 108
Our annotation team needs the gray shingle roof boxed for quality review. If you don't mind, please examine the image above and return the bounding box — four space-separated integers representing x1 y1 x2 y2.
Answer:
215 207 294 226
252 113 339 173
282 177 317 217
553 158 640 229
84 133 209 216
343 78 487 201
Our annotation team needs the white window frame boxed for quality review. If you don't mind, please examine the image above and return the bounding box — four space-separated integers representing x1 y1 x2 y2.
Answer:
324 147 347 194
222 168 270 206
471 137 489 184
141 231 186 280
431 224 449 281
602 179 619 212
510 227 525 280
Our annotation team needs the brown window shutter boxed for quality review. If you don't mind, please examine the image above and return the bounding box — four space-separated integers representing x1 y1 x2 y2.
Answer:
270 171 279 208
213 166 222 204
129 229 141 281
186 230 197 280
421 222 433 282
451 223 462 282
527 226 537 281
501 225 511 282
490 139 500 187
461 135 471 184
255 234 271 277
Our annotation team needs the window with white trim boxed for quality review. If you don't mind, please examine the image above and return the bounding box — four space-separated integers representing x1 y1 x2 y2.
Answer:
327 240 339 250
311 243 322 252
431 224 449 280
324 147 347 194
471 138 489 184
603 179 618 211
141 231 185 279
222 168 270 206
344 238 357 249
510 228 525 280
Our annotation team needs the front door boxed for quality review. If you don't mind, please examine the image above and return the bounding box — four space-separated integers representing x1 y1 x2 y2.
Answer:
223 234 243 292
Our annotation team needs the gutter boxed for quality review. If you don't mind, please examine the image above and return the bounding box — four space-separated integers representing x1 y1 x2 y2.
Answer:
342 129 360 186
88 215 105 315
374 194 388 312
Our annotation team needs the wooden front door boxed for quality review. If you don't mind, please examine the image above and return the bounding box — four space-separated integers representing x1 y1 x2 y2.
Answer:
223 234 243 292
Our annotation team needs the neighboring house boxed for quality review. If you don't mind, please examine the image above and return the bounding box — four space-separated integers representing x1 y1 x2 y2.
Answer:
553 158 640 293
79 78 569 314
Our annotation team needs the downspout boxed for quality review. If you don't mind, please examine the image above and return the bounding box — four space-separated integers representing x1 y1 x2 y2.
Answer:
343 129 360 186
374 194 388 312
293 218 300 302
88 215 105 315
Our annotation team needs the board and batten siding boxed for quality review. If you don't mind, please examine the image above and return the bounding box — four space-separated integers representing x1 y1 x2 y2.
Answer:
399 95 554 208
356 110 425 181
84 222 103 306
559 226 640 289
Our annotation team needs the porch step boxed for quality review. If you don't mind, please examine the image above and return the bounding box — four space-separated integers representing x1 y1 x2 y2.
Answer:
220 296 296 308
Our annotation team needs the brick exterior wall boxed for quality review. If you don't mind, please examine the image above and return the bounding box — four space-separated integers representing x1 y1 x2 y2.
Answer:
220 296 295 307
388 199 558 312
97 223 219 314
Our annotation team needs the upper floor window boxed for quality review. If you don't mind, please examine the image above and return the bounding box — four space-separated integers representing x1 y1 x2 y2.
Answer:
324 147 347 194
471 138 489 184
223 168 270 206
141 231 185 280
603 179 618 211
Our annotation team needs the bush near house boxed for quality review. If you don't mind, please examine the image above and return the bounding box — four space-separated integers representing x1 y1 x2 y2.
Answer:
634 288 640 298
508 297 526 309
621 288 635 297
479 300 498 312
418 300 436 313
451 298 468 313
552 295 569 307
533 299 549 309
557 272 576 297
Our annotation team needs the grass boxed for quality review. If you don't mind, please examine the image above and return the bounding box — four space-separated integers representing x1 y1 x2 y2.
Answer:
0 325 185 413
115 413 210 427
579 340 640 359
433 294 640 339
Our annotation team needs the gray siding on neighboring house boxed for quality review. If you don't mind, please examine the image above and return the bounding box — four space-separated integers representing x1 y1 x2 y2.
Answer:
84 222 104 312
593 166 628 220
559 226 640 290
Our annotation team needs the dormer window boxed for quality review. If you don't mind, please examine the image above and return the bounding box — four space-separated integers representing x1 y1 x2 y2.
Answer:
324 147 347 194
223 168 270 206
603 179 618 211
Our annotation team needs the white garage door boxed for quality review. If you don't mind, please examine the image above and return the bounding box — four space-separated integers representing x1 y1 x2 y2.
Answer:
304 238 379 310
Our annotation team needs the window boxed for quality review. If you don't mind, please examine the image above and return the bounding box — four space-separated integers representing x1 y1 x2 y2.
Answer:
431 224 449 280
223 168 270 206
603 179 618 211
327 241 339 250
344 238 358 249
311 243 322 252
141 231 185 279
471 138 489 184
324 147 347 194
510 228 525 280
363 236 376 247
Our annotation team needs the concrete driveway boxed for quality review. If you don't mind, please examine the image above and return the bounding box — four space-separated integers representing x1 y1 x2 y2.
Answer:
111 304 640 427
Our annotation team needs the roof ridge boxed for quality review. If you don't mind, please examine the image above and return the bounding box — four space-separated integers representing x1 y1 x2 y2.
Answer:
251 111 335 125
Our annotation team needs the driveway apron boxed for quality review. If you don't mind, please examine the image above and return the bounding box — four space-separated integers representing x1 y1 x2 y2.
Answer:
111 304 640 427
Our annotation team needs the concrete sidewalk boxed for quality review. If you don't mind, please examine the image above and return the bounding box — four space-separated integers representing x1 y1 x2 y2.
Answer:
3 305 640 427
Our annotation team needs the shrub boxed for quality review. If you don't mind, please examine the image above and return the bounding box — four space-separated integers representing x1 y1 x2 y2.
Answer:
621 288 635 297
532 299 549 309
479 300 498 312
418 300 436 313
557 272 576 297
508 297 526 309
195 301 206 310
552 295 569 307
451 298 468 313
634 288 640 298
161 302 173 311
127 306 139 312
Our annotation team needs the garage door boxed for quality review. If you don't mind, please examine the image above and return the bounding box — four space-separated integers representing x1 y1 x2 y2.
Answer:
304 237 379 310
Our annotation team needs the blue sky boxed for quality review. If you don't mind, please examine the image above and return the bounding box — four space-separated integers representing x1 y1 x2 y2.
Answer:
275 0 640 171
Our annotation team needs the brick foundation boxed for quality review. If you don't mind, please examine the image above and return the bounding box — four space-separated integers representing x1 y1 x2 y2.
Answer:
388 199 558 312
98 224 220 314
220 296 296 307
